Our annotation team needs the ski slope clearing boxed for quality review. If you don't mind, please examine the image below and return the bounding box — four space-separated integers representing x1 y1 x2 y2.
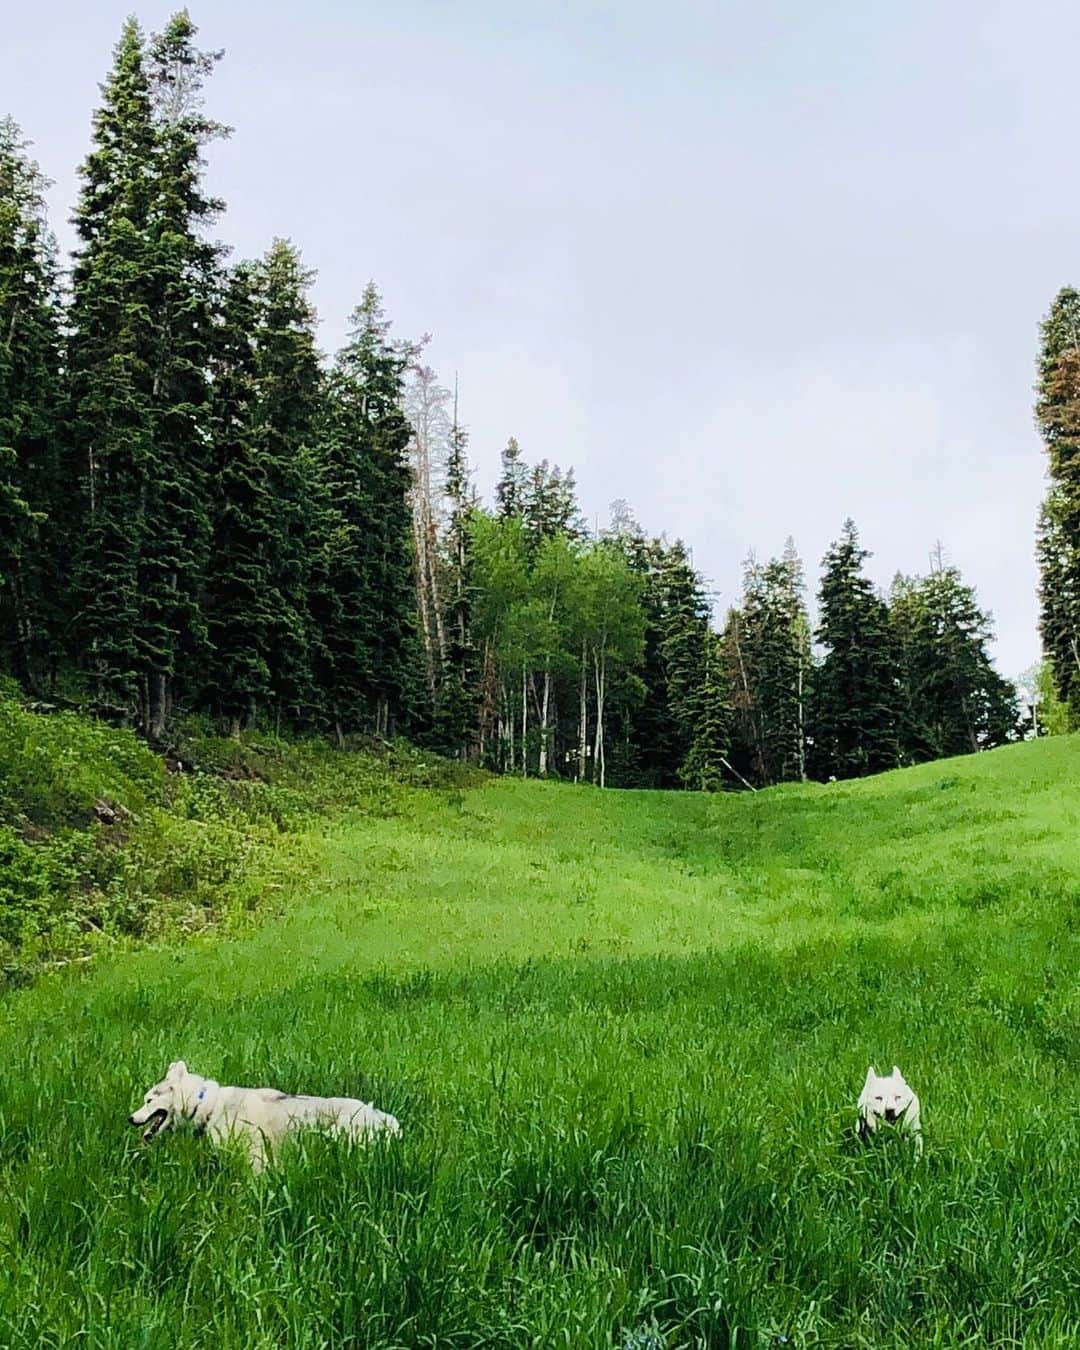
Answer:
1 738 1078 1346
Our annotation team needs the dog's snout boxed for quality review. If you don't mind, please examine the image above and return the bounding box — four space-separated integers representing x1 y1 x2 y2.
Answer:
884 1108 897 1122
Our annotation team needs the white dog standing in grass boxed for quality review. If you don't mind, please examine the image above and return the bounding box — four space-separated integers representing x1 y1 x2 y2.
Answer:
129 1060 401 1171
857 1065 923 1156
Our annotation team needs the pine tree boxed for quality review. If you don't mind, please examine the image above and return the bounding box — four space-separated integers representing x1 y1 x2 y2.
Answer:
735 541 811 784
0 118 64 689
613 528 682 788
201 262 273 730
314 283 415 741
812 520 902 779
68 13 224 736
890 552 1018 758
679 633 730 791
522 460 586 554
657 541 728 789
203 241 323 731
1035 287 1080 719
495 437 527 519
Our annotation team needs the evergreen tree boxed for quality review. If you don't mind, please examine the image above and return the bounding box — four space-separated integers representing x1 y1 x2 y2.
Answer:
1035 287 1080 719
495 437 527 519
679 633 730 791
0 118 64 688
890 554 1018 758
314 283 415 741
67 14 224 736
201 262 272 729
203 241 323 731
735 541 810 784
657 541 729 789
615 529 682 788
812 520 902 779
522 460 586 554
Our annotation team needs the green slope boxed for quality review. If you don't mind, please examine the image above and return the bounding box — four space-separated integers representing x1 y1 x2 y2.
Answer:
1 738 1078 1346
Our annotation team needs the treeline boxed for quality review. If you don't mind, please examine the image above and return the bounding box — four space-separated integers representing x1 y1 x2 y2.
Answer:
1 12 1021 789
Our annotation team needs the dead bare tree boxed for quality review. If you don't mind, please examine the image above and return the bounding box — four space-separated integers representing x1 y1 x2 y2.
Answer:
404 365 451 694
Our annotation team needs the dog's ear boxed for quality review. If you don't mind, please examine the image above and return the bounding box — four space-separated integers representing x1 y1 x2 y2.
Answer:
864 1065 877 1087
168 1060 187 1080
892 1065 904 1082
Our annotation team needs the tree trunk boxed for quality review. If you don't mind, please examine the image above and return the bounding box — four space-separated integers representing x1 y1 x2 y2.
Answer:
148 670 167 742
539 665 551 776
521 664 528 776
593 648 607 789
504 680 514 774
577 641 588 782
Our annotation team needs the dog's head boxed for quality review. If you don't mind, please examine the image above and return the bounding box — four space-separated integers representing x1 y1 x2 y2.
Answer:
129 1060 202 1143
859 1065 915 1125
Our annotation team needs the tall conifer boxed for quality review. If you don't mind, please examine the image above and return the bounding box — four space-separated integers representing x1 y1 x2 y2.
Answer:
1035 288 1080 720
314 283 415 739
68 13 223 735
812 520 901 779
0 118 64 688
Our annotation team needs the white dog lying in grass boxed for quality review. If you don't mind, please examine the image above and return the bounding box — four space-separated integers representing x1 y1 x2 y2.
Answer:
857 1065 923 1156
129 1060 401 1171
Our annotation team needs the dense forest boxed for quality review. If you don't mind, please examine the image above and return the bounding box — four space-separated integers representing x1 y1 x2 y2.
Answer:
2 12 1064 792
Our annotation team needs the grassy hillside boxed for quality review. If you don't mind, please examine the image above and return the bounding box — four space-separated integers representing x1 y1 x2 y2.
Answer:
0 737 1078 1346
0 691 476 982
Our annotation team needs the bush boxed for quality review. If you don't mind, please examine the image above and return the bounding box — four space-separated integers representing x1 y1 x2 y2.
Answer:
0 826 51 945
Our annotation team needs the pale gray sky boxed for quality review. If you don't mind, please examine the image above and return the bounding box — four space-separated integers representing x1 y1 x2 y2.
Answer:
6 1 1070 675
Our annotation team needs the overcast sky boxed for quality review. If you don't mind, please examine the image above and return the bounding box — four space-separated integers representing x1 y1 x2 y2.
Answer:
5 0 1072 676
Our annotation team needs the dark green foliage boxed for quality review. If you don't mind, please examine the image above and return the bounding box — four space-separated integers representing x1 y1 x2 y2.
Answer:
1035 288 1080 720
724 541 810 787
812 520 902 779
314 283 415 739
67 14 223 738
619 533 683 788
678 632 729 790
890 557 1019 759
202 242 324 731
656 540 730 789
523 458 586 553
495 435 527 519
0 12 1026 791
0 118 64 690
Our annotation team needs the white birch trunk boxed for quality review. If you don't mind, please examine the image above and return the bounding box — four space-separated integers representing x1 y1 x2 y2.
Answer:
593 646 607 789
521 664 528 776
577 640 588 783
539 666 551 776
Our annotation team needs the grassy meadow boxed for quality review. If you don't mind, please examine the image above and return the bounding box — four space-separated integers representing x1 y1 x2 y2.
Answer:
0 736 1078 1346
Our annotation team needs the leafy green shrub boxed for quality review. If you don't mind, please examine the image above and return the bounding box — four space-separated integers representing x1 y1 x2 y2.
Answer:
0 698 162 829
0 826 50 944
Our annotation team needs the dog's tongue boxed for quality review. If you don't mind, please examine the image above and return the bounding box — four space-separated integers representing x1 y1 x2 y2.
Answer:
141 1110 167 1143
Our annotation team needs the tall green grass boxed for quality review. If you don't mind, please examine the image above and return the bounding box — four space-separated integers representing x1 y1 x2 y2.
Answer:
0 737 1077 1346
